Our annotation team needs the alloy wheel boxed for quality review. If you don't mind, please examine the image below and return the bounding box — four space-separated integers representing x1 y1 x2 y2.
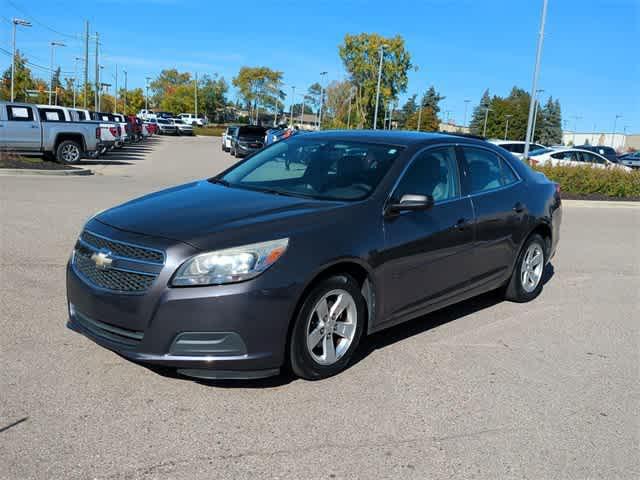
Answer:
521 243 544 293
306 289 357 365
62 144 80 163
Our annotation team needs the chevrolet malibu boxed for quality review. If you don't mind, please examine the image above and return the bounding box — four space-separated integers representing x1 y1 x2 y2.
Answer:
67 131 561 380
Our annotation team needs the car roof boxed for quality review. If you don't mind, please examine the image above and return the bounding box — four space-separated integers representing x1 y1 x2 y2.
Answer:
299 130 489 147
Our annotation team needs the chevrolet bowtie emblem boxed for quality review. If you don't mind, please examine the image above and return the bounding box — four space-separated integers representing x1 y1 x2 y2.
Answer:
91 250 113 270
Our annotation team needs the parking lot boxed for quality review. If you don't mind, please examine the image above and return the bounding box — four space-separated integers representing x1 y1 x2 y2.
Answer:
1 136 638 479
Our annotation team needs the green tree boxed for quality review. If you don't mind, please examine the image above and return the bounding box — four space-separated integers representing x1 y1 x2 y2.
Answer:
232 66 284 121
306 82 322 112
199 74 228 121
118 87 145 115
338 32 412 128
0 51 35 101
404 86 444 131
469 89 492 136
537 97 562 145
150 69 192 107
397 94 417 128
322 80 354 129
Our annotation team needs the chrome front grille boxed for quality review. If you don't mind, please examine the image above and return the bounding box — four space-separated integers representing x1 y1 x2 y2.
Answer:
73 230 164 294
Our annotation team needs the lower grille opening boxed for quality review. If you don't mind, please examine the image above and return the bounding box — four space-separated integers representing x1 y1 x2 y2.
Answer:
71 305 143 348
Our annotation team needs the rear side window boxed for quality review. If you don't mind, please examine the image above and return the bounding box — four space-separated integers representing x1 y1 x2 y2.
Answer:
39 109 65 122
463 147 519 194
395 147 461 202
503 143 525 154
7 106 34 121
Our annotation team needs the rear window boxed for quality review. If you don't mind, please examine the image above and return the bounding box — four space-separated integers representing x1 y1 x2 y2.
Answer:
39 109 65 122
238 126 267 136
7 105 34 121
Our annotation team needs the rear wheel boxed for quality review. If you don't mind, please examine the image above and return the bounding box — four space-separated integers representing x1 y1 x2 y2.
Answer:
504 233 546 302
56 140 82 164
289 275 365 380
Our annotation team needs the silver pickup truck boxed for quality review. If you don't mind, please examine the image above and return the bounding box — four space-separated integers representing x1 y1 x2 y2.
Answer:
0 101 102 164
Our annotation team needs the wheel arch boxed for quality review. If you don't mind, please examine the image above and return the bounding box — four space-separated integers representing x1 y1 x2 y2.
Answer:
54 133 86 152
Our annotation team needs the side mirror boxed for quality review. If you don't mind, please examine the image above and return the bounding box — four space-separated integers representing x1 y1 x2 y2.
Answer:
386 194 434 216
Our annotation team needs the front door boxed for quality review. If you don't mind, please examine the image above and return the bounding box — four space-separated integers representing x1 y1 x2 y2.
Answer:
380 146 475 326
4 105 40 151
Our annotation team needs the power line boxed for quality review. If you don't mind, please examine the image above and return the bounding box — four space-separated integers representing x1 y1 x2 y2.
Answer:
4 0 82 42
0 46 74 75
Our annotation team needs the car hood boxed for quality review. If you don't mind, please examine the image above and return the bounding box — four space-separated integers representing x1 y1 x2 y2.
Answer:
95 180 339 249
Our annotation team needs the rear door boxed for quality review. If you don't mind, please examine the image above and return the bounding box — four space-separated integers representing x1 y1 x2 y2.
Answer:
3 105 40 151
460 145 528 289
380 145 475 324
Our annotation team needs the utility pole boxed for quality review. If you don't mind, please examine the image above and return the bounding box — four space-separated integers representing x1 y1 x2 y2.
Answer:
145 76 151 111
523 0 549 160
94 32 99 110
84 21 89 108
11 18 32 102
123 70 128 114
482 106 492 137
373 44 387 129
73 56 82 108
504 114 513 140
194 72 198 118
463 99 470 128
98 66 104 111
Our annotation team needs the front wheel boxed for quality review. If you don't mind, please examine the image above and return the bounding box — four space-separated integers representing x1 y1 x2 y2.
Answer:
289 275 366 380
56 140 82 164
504 233 546 302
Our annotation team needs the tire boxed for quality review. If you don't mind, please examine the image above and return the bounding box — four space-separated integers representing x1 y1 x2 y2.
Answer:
504 233 546 302
289 274 366 380
56 140 82 164
231 146 237 157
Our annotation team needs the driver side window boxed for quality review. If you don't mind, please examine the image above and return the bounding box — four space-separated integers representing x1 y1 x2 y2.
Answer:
394 147 461 203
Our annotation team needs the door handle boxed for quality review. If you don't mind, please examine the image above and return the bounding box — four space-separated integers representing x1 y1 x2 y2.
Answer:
31 125 39 129
513 202 525 213
453 218 470 231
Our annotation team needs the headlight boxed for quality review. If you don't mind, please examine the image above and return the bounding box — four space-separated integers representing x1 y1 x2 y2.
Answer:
171 238 289 286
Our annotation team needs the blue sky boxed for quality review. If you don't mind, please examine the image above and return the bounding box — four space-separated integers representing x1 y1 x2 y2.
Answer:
1 0 638 132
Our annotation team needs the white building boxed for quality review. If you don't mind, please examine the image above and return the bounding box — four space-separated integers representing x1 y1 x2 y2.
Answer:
561 131 628 149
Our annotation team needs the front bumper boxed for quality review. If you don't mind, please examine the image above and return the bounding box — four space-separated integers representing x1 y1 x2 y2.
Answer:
65 222 298 380
236 143 262 156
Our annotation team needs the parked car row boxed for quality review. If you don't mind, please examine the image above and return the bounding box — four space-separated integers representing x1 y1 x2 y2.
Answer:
0 101 158 164
487 139 633 172
138 109 208 127
220 124 307 158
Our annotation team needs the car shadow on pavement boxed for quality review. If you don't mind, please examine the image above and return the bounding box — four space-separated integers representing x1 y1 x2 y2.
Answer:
144 264 554 389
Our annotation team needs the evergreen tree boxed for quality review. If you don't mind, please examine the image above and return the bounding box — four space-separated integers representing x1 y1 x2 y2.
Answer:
537 97 563 145
469 89 491 136
404 86 444 131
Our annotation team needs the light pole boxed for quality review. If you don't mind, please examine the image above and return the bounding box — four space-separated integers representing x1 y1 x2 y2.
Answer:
373 44 388 129
482 106 492 137
97 65 104 110
299 93 305 128
347 86 355 129
11 18 31 102
504 114 513 140
73 57 83 108
318 71 328 130
145 76 151 111
194 72 198 119
289 86 296 125
612 114 622 147
571 115 582 145
531 88 544 142
463 99 470 128
523 0 549 160
49 41 66 105
123 69 128 114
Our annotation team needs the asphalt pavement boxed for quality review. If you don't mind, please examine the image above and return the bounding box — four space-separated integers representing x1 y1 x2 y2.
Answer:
1 136 638 480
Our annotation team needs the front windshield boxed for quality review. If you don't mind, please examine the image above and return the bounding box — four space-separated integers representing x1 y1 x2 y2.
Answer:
218 137 403 201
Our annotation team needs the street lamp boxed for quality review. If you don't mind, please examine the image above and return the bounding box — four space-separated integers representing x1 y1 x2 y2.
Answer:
504 114 514 140
11 18 31 102
612 114 622 147
373 44 388 130
463 99 470 128
49 41 66 105
123 69 128 113
145 76 151 111
318 71 328 130
531 88 545 143
289 86 296 126
523 0 549 160
482 106 492 137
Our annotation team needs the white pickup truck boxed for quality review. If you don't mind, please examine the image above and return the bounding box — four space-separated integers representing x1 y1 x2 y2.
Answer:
178 113 207 126
0 101 103 163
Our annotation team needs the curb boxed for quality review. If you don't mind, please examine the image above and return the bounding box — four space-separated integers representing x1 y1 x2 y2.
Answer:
0 167 93 176
563 199 640 208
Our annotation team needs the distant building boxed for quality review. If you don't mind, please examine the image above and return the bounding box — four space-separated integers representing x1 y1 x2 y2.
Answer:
280 113 319 131
562 131 629 150
438 122 470 134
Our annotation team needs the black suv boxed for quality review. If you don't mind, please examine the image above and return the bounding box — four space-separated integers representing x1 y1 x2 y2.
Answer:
231 125 267 157
575 145 618 163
